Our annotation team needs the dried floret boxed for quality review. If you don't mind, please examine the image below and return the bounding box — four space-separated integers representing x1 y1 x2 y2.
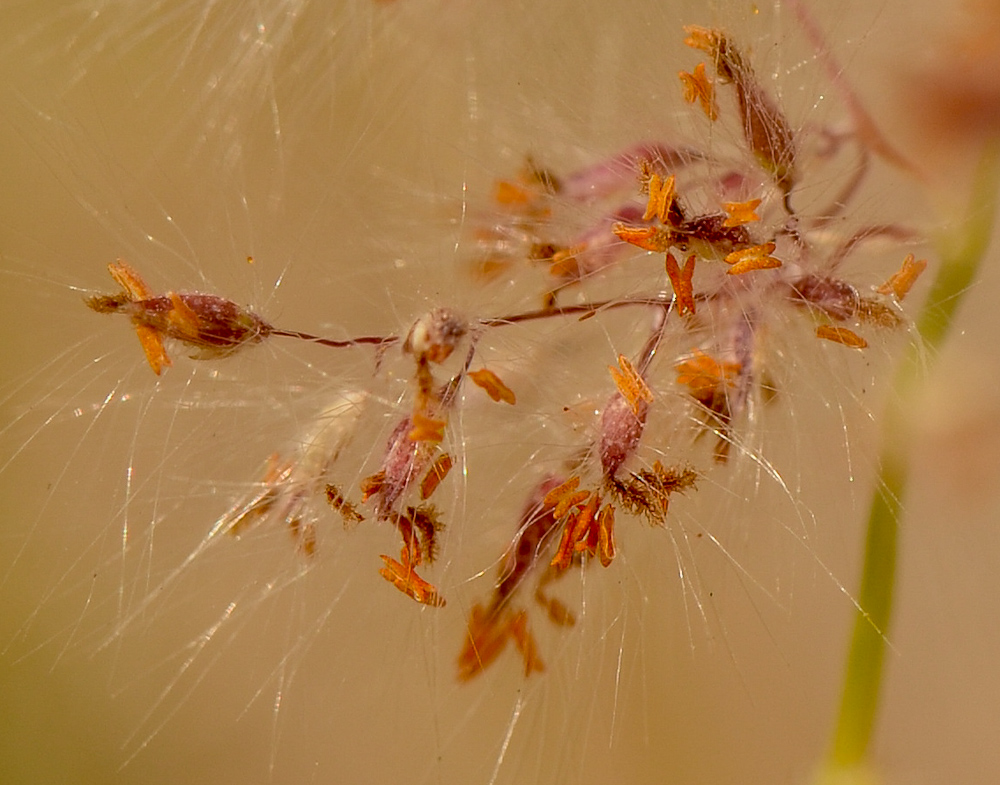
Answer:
458 604 512 680
403 308 468 363
325 484 366 526
673 212 751 255
363 417 426 514
606 462 698 525
789 275 860 320
494 477 565 605
395 504 444 565
223 454 317 555
219 391 368 555
599 391 648 479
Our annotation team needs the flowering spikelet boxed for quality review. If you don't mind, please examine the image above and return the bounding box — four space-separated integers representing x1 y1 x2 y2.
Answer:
86 260 273 374
684 25 797 198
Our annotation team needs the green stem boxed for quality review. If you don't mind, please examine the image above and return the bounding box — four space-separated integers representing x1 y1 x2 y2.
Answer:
820 138 1000 783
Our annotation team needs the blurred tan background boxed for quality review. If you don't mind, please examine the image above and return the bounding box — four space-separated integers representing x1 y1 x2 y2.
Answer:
2 1 999 783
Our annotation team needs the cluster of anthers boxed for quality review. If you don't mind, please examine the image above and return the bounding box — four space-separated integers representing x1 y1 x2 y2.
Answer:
87 25 927 681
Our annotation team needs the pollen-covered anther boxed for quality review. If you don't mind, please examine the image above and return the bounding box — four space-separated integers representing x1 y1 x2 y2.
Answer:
675 349 740 400
682 25 724 57
509 611 546 677
609 354 654 416
419 453 453 500
378 551 446 607
596 504 616 567
543 476 591 521
408 411 447 443
404 307 468 363
816 324 868 349
551 493 599 570
458 604 546 681
665 252 697 316
612 223 672 253
722 198 762 227
491 158 559 211
469 368 517 404
548 245 586 280
876 253 928 301
679 63 718 121
550 517 579 571
724 242 782 275
642 173 677 223
535 588 575 627
493 179 537 206
458 604 510 681
574 494 615 567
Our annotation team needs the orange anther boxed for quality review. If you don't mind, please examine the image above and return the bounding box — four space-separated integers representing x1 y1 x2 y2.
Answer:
612 223 672 253
722 198 762 227
679 63 718 121
469 368 517 405
724 242 782 274
876 253 927 301
642 173 677 223
816 324 868 349
665 252 697 316
609 354 654 416
378 553 446 607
